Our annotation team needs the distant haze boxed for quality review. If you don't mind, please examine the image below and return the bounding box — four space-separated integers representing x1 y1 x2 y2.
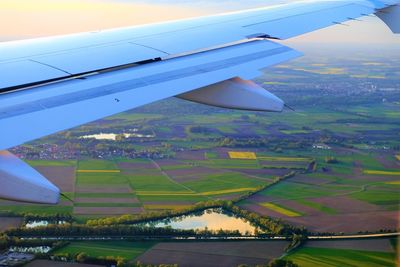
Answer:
0 0 399 47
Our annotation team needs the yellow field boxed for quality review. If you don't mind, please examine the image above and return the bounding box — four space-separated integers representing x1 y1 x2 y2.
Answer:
363 170 400 175
363 170 400 176
258 156 310 162
385 181 400 185
136 188 258 196
76 170 121 173
293 67 345 75
395 155 400 161
228 152 257 159
261 202 302 217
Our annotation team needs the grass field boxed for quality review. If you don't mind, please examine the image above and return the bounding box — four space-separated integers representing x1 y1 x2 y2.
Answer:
285 247 397 267
55 241 156 260
25 160 77 167
77 160 119 170
259 182 334 199
182 173 266 193
296 199 337 215
351 189 400 207
76 172 128 185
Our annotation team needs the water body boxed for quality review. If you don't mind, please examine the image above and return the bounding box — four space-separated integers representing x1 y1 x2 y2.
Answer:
25 220 67 228
80 132 155 140
24 209 258 235
148 208 259 235
9 246 51 254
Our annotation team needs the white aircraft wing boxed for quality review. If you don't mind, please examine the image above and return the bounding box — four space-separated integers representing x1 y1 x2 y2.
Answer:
0 0 398 204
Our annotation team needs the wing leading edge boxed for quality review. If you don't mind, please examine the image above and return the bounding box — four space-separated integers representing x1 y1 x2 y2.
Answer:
0 0 399 203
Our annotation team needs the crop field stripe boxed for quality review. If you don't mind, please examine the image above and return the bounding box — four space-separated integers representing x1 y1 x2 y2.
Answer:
261 202 302 217
285 247 396 267
144 205 192 210
385 181 400 185
228 152 257 160
199 188 258 195
136 188 257 196
363 170 400 176
77 170 121 173
258 156 311 162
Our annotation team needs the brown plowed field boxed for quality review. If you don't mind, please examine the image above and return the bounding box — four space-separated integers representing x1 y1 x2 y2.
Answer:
176 150 206 160
239 203 286 217
0 217 22 231
154 159 185 166
117 162 156 170
137 241 289 267
35 166 76 191
311 196 384 213
286 210 399 233
74 197 139 203
75 185 132 193
73 206 143 215
277 200 322 216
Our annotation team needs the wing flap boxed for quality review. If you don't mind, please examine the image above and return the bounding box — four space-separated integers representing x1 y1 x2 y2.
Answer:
32 43 167 74
0 60 68 89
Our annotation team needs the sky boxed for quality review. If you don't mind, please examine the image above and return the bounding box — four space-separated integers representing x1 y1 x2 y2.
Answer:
0 0 399 47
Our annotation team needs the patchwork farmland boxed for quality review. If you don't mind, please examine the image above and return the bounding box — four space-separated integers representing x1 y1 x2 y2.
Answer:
0 148 398 235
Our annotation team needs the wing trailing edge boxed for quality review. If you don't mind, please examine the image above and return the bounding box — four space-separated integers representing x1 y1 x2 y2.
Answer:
0 151 59 204
377 5 400 33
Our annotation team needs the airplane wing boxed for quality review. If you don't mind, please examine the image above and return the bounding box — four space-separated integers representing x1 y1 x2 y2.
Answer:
0 0 399 204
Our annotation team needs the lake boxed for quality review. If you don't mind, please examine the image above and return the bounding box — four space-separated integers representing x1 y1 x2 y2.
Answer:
148 208 259 235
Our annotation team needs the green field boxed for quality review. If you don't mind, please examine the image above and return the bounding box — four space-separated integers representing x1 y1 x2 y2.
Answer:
285 247 397 267
296 199 337 214
77 160 119 170
55 241 156 260
182 173 266 193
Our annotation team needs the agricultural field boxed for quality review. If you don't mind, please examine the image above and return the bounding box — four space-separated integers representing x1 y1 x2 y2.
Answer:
48 238 398 266
54 241 156 260
0 155 276 217
238 149 400 233
0 147 398 235
285 239 397 267
136 241 289 267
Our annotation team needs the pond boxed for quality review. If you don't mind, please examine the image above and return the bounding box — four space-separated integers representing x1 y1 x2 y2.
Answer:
9 246 51 254
25 220 67 228
147 208 259 235
80 132 155 140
